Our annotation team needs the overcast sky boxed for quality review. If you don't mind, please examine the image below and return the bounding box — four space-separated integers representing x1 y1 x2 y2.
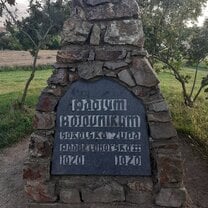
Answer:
1 0 208 27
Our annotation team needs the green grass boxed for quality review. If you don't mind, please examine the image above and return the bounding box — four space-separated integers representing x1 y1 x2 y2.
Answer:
0 66 207 159
158 70 208 158
0 68 53 148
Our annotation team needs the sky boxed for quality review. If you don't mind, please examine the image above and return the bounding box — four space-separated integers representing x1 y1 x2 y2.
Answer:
0 0 208 27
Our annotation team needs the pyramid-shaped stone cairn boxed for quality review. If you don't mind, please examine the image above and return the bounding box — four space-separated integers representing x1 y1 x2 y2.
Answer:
24 0 186 207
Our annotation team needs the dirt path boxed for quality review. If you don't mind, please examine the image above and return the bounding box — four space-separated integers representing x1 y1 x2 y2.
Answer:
0 137 208 208
0 139 28 208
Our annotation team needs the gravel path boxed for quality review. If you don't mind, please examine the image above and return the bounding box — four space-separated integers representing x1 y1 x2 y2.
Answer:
0 137 207 208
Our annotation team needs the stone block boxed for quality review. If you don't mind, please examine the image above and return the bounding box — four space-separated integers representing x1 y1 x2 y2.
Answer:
155 188 186 207
29 133 52 158
61 18 93 44
148 100 169 112
23 160 50 182
36 93 59 112
85 0 139 20
85 0 119 6
118 69 135 87
127 178 153 192
149 122 177 140
42 86 65 97
104 20 144 47
48 69 69 86
95 48 126 61
157 155 183 187
25 181 57 203
130 57 159 87
104 61 128 70
82 182 125 203
33 112 55 130
60 188 81 203
90 24 101 45
78 61 103 79
57 49 89 63
147 112 171 123
126 191 153 205
69 72 79 83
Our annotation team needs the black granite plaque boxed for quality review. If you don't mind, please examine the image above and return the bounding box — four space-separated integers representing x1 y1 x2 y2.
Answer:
51 78 151 175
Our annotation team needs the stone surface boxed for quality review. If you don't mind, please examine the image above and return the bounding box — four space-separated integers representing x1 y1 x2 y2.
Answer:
82 182 125 203
43 86 64 97
95 47 126 61
36 94 58 112
149 122 177 140
127 178 153 192
118 69 135 87
61 18 93 44
130 57 159 87
148 100 169 112
23 161 50 181
57 49 90 63
29 134 52 158
126 191 152 205
90 24 101 45
33 112 55 130
85 0 139 20
157 155 183 187
48 69 69 86
147 112 171 123
104 20 144 47
60 189 81 203
25 181 57 203
78 61 103 79
69 72 79 82
155 188 186 207
85 0 119 6
104 61 128 70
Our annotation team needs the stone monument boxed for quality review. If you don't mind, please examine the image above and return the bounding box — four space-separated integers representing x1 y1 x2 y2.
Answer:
23 0 186 207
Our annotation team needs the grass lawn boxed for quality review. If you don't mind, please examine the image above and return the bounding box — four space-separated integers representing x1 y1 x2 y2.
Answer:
0 67 207 157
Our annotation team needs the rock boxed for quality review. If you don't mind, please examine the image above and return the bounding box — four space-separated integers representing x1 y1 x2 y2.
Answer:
23 161 50 182
90 24 101 45
25 181 57 203
85 0 139 20
29 134 52 158
157 155 183 187
82 182 125 203
61 18 93 45
56 49 90 63
130 57 159 87
118 69 135 87
147 112 171 122
78 61 103 79
126 191 152 205
155 188 186 207
104 61 128 70
127 178 153 192
36 94 58 112
131 50 148 57
42 86 64 97
85 0 119 6
149 122 178 140
148 100 169 112
69 72 79 82
33 112 55 130
48 69 69 86
104 20 144 47
95 48 126 61
104 70 117 78
60 189 81 203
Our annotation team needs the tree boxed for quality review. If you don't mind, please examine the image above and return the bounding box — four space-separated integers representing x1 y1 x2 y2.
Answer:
138 0 208 106
1 0 70 108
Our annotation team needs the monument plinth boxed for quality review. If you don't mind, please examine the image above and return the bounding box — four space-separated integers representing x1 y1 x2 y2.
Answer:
24 0 186 207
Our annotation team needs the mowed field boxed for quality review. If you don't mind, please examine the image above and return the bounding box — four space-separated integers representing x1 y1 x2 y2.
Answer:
0 50 57 67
